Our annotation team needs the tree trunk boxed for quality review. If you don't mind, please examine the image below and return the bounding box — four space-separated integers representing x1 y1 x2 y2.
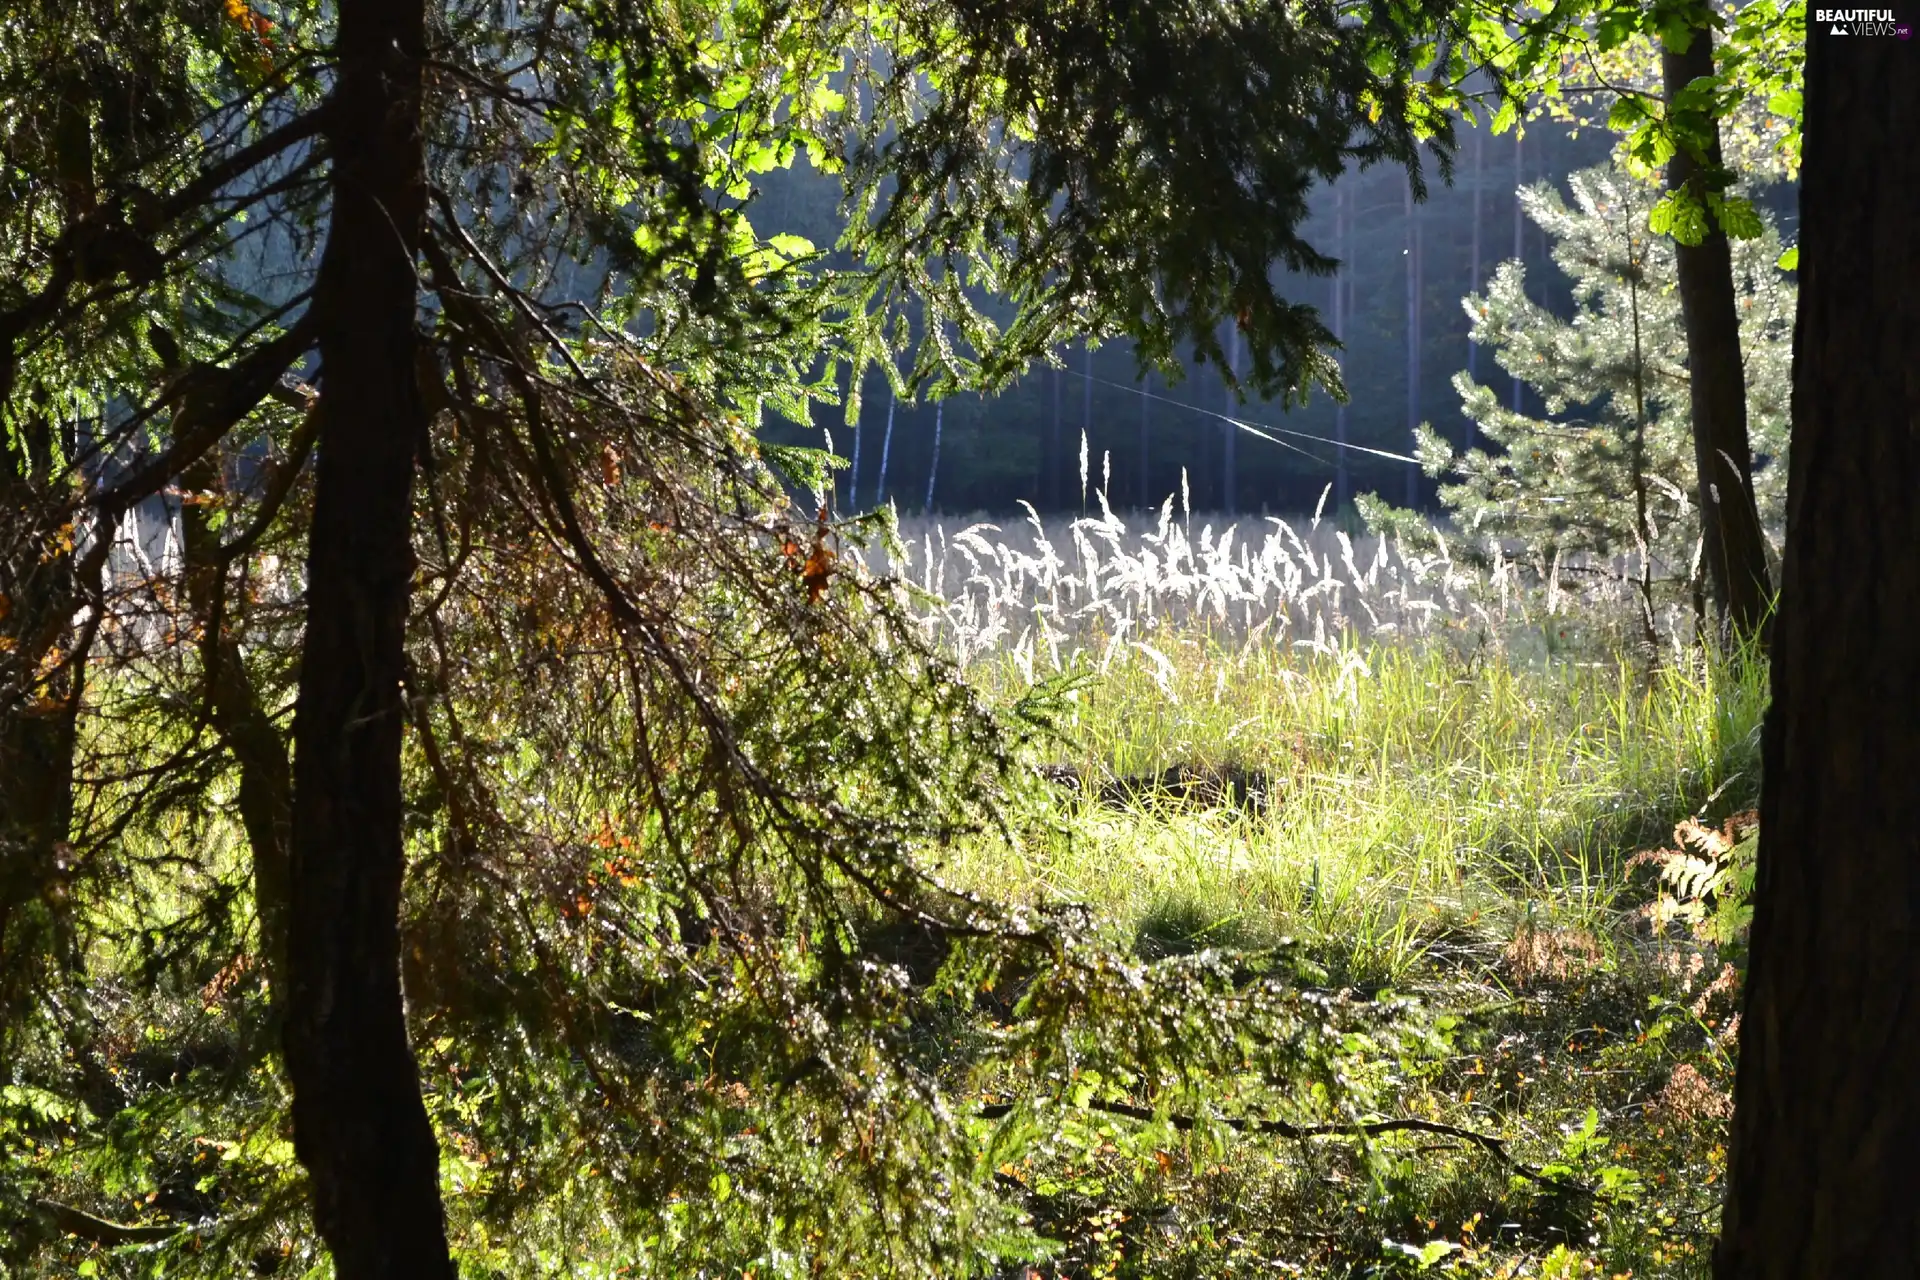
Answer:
1510 130 1523 414
1662 29 1773 642
1333 183 1349 510
1403 169 1421 508
1467 119 1482 400
282 0 455 1274
178 452 293 1009
1221 327 1240 517
0 422 79 1030
1714 27 1920 1280
924 399 943 513
1137 368 1150 510
1050 360 1063 509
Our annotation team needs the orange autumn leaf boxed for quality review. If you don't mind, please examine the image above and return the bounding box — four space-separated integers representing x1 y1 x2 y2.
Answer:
801 540 835 604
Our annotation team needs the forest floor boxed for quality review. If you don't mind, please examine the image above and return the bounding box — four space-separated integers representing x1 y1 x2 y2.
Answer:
935 566 1764 1278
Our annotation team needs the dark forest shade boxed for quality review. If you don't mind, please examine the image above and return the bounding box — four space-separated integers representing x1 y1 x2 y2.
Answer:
1714 24 1920 1280
756 119 1614 514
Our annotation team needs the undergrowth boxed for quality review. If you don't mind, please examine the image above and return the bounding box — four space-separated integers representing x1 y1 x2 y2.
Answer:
913 508 1766 1279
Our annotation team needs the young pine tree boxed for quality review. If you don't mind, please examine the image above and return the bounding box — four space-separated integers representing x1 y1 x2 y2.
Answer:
1365 164 1793 632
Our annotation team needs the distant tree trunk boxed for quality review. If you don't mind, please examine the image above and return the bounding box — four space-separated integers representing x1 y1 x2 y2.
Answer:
1714 29 1920 1280
1050 360 1063 509
1221 326 1240 516
1333 183 1349 510
282 0 456 1275
1467 118 1483 430
1662 28 1772 642
924 399 943 513
1082 341 1094 498
1510 130 1524 413
847 385 862 511
877 385 896 505
1137 368 1151 510
1403 169 1422 508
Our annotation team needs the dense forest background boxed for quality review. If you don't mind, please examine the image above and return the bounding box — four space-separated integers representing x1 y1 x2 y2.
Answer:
756 121 1797 517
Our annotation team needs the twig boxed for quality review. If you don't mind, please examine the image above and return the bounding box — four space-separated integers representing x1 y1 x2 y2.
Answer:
977 1098 1597 1196
33 1199 189 1245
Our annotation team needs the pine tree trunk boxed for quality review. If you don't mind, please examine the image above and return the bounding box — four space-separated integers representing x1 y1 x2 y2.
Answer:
1404 169 1421 508
1222 327 1239 517
1662 29 1772 642
1333 184 1349 510
1467 120 1483 400
1137 369 1151 510
877 385 896 504
1050 361 1063 509
1714 27 1920 1280
1510 130 1523 414
924 400 943 513
282 0 455 1274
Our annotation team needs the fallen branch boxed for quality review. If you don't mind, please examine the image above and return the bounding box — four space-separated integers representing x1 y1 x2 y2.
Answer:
977 1098 1597 1197
33 1199 188 1245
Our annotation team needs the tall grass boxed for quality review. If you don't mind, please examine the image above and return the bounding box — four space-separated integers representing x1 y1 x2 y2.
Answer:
861 500 1766 987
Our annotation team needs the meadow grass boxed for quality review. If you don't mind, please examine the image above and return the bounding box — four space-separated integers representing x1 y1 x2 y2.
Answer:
959 635 1763 992
879 506 1765 986
882 503 1762 1277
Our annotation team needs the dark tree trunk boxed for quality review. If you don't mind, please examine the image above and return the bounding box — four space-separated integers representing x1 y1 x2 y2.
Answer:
0 425 79 1027
282 0 455 1275
179 453 293 1007
1714 26 1920 1280
1662 29 1773 642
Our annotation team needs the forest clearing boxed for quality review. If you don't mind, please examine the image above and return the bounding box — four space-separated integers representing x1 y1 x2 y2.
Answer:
2 1 1915 1277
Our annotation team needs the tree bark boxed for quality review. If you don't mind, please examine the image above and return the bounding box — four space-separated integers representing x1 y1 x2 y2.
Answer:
282 0 455 1275
1662 28 1773 642
0 423 79 1031
178 452 293 1008
1714 25 1920 1280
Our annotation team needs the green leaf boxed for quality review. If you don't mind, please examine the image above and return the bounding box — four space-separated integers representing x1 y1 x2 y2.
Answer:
766 232 816 259
1776 245 1799 270
1606 98 1647 132
1647 196 1675 237
1715 195 1765 240
1649 191 1708 246
1628 126 1677 172
1595 9 1638 50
